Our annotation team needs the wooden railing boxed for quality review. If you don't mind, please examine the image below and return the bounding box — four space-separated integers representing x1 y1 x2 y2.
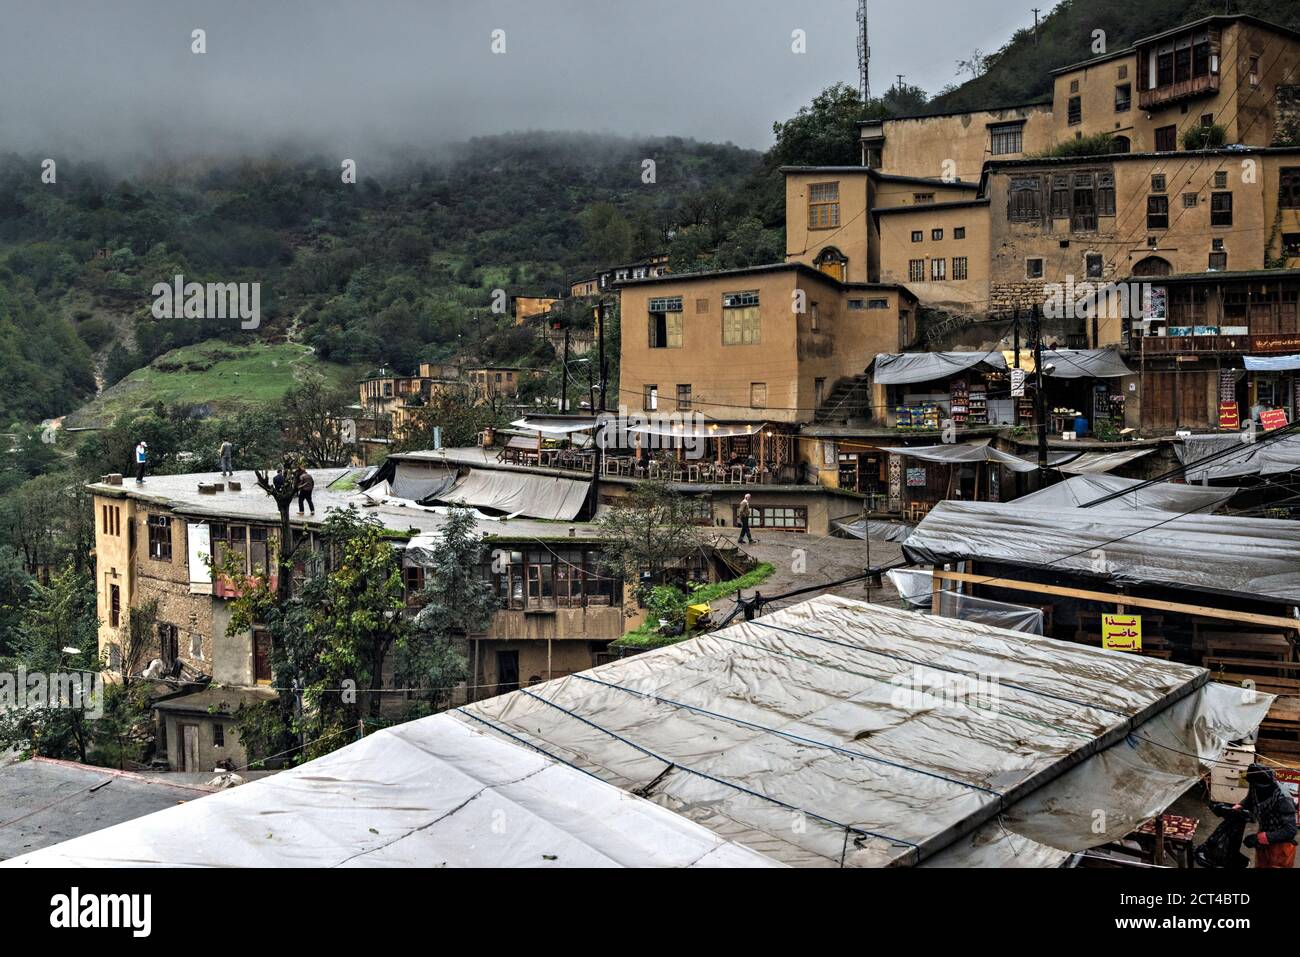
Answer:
1138 74 1219 110
1136 332 1300 355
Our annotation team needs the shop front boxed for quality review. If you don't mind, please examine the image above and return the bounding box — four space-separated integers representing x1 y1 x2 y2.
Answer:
871 350 1014 432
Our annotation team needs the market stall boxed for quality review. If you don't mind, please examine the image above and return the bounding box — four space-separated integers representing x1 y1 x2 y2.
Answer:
870 351 1011 432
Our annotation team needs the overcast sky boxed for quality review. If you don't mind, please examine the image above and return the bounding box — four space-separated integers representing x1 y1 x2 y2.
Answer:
0 0 1060 162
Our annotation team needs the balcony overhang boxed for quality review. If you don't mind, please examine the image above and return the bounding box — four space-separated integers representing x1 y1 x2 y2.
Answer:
1138 73 1219 111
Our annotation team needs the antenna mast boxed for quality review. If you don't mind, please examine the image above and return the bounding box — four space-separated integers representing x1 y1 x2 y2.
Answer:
857 0 870 102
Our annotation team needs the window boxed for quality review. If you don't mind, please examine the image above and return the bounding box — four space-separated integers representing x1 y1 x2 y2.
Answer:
809 301 820 330
737 506 808 532
1086 253 1103 279
1155 125 1177 152
913 192 935 204
867 298 889 309
1208 251 1228 270
808 182 840 228
1249 56 1260 88
911 230 923 243
954 227 966 240
1067 96 1082 125
1118 64 1128 80
249 526 269 577
930 258 946 281
989 123 1024 155
908 259 925 282
158 623 179 667
750 383 767 409
676 384 692 411
848 299 866 310
1151 174 1166 193
147 514 172 561
1214 170 1228 189
952 257 968 281
1280 168 1300 208
213 723 225 748
648 296 683 349
722 291 760 345
1008 176 1042 222
110 583 121 628
1210 191 1232 226
1157 51 1174 87
403 565 424 602
931 228 943 241
107 644 121 671
644 385 658 411
1115 84 1131 112
814 378 826 409
1283 233 1300 257
1050 175 1069 219
1098 172 1115 216
481 548 618 612
1147 195 1169 229
1026 258 1044 279
1183 192 1198 208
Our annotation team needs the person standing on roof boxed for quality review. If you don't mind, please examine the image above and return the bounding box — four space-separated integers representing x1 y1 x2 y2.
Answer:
134 441 149 484
1236 763 1297 868
296 467 315 516
218 439 234 476
737 493 755 545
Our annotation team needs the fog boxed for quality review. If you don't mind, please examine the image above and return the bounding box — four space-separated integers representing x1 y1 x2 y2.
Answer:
0 0 1054 163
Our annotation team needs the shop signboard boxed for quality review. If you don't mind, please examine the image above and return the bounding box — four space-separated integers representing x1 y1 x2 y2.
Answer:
1101 614 1142 652
1218 400 1240 430
905 467 927 488
1261 408 1289 431
1010 368 1026 398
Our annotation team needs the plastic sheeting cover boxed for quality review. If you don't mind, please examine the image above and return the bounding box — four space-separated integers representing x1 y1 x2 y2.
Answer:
1055 447 1155 474
904 500 1300 602
1 713 780 868
1243 354 1300 372
437 468 591 520
1040 348 1134 379
886 567 1045 633
891 440 1064 473
460 595 1217 867
1177 432 1300 481
1013 474 1236 513
871 350 1007 385
834 518 913 542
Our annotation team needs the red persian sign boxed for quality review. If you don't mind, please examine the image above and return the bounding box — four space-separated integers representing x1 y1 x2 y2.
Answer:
1218 401 1240 430
1260 408 1289 431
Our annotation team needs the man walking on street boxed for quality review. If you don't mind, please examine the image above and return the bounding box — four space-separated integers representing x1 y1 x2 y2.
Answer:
296 467 315 516
134 441 148 484
737 493 755 545
218 439 234 476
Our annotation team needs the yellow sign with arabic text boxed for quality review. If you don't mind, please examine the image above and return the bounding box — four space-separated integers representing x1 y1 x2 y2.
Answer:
1102 614 1142 652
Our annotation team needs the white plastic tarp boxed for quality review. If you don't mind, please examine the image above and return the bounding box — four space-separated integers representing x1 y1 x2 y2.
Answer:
1 713 780 868
437 469 591 520
187 522 212 589
887 567 1045 633
871 351 1007 385
834 518 913 542
389 462 459 503
1013 474 1236 512
1041 348 1134 379
891 440 1058 473
1244 354 1300 372
904 500 1300 602
1055 447 1155 474
1177 432 1300 481
511 417 597 435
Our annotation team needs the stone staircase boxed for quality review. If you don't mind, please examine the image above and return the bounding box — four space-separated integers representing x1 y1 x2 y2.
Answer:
813 373 873 425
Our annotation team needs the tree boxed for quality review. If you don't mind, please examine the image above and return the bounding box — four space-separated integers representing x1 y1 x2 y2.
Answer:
280 377 356 467
957 49 991 80
597 475 704 601
769 83 866 169
582 202 634 264
396 390 503 451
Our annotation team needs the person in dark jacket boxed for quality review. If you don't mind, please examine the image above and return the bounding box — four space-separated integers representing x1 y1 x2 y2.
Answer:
737 493 755 544
296 468 315 516
1236 763 1297 868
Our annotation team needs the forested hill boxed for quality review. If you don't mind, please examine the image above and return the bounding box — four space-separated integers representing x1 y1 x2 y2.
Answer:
928 0 1300 114
0 132 762 424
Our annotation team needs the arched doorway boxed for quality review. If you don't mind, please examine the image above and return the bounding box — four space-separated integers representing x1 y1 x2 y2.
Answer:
814 246 848 281
1132 255 1173 277
1111 135 1131 154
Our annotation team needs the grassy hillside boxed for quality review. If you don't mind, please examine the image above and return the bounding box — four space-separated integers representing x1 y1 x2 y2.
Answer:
928 0 1300 114
64 341 357 430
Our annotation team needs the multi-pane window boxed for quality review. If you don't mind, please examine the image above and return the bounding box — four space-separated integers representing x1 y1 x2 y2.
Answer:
1155 126 1177 152
931 228 943 241
909 259 925 282
249 527 269 577
722 291 760 345
1183 192 1199 208
808 182 840 228
1147 195 1170 229
1067 96 1082 125
481 548 619 611
736 506 808 532
989 123 1023 155
1210 192 1233 227
1208 251 1228 270
648 296 683 349
867 299 889 309
676 384 692 411
1151 174 1166 193
1115 84 1131 112
1051 176 1070 219
750 383 767 409
952 257 968 281
644 384 658 411
1284 234 1300 257
1214 170 1229 188
147 514 172 561
954 227 966 240
213 723 225 748
911 231 923 242
930 258 946 281
1008 177 1042 222
913 192 935 204
403 565 425 604
1280 168 1300 209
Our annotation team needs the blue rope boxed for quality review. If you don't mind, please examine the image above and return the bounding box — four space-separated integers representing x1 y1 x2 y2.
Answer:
515 688 919 856
747 619 1129 717
572 673 1003 797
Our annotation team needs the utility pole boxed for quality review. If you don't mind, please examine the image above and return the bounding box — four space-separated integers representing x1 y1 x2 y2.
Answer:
895 74 905 93
596 301 608 413
857 0 871 102
560 328 570 413
1012 307 1021 368
1031 304 1050 483
1031 8 1041 45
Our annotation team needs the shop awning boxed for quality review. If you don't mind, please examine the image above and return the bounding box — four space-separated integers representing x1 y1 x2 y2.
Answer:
1243 354 1300 372
1012 474 1237 512
511 416 597 435
436 469 591 520
1001 348 1134 378
623 420 766 439
1055 447 1155 474
904 500 1300 602
870 350 1007 385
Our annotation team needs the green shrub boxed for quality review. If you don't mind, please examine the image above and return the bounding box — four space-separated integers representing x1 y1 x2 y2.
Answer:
1182 124 1227 150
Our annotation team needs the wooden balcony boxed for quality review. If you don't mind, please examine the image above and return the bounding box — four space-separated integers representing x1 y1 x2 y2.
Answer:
1135 331 1300 355
1138 74 1219 110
